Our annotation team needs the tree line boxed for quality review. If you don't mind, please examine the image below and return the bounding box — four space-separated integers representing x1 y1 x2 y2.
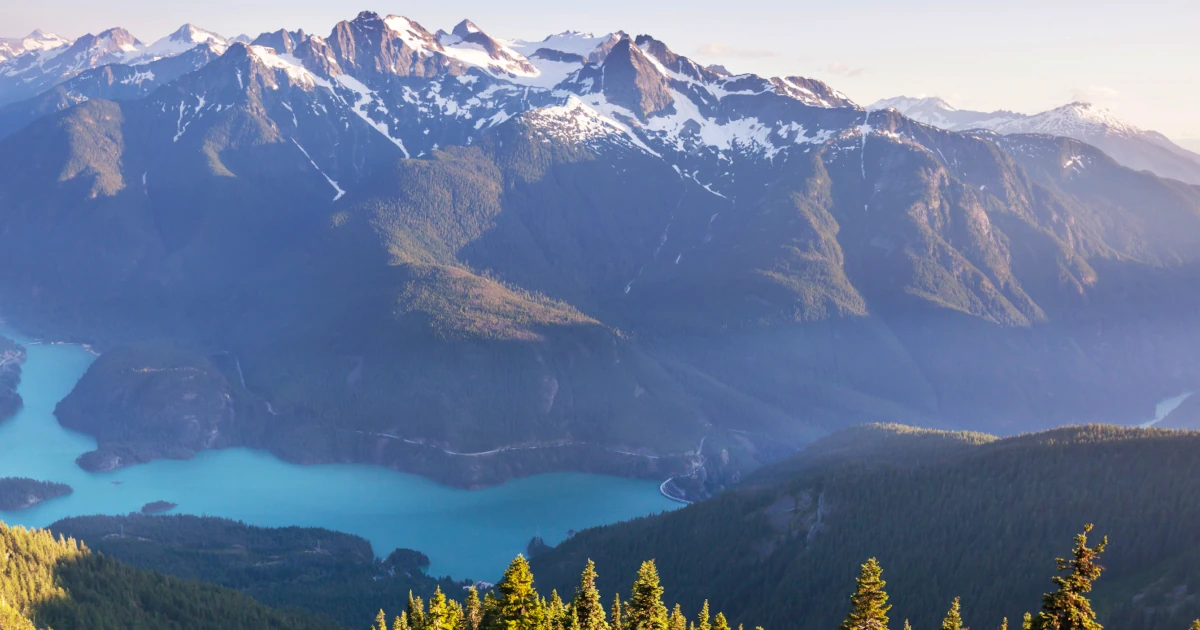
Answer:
370 525 1194 630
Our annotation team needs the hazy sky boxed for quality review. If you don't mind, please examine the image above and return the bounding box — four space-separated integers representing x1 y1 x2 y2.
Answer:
4 0 1198 141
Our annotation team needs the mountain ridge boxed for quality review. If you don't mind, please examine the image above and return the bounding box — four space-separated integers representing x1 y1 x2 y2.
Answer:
0 11 1198 492
871 95 1200 184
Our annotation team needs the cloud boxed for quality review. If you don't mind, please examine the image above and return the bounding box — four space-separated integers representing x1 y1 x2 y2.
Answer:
695 42 779 58
1071 85 1120 103
826 62 867 78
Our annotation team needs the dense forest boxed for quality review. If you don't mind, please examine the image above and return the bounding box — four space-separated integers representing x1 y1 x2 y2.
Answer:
531 424 1200 630
0 521 341 629
0 477 72 511
8 501 1200 629
49 514 466 629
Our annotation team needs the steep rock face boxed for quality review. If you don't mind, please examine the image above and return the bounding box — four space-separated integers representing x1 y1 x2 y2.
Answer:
596 37 673 120
55 343 242 471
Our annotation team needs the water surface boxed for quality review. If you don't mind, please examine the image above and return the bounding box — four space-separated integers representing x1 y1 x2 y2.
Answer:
0 327 678 580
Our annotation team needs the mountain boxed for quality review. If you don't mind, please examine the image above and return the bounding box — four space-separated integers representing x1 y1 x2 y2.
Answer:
0 30 70 62
871 96 1200 185
0 27 146 106
0 521 342 629
1 12 1200 494
530 424 1200 630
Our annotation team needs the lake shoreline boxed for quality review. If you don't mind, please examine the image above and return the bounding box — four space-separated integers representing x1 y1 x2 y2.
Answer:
0 322 681 580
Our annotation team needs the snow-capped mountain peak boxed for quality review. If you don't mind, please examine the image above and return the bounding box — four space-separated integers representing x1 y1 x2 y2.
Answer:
139 24 228 63
437 19 538 78
0 30 71 62
873 95 1200 185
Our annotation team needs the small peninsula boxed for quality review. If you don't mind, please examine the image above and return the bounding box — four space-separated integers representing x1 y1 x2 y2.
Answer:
0 477 73 511
0 335 26 422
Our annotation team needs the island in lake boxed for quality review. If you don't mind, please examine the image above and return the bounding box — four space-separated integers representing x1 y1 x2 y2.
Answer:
140 501 178 515
0 335 26 423
0 477 72 511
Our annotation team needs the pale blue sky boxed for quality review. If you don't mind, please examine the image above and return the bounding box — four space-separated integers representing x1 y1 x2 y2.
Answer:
4 0 1198 141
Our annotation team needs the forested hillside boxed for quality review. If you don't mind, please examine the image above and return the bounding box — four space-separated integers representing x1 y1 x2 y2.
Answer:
0 521 341 629
530 424 1200 630
48 514 465 629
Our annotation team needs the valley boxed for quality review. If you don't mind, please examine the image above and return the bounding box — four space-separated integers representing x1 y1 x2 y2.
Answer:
0 325 679 581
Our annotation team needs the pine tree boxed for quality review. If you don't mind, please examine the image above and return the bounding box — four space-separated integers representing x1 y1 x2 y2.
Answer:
549 590 568 630
377 609 390 630
999 618 1008 630
1033 525 1107 630
396 613 411 630
574 560 608 630
1022 614 1032 630
1188 621 1200 630
697 601 711 630
428 587 463 630
410 592 427 630
489 555 546 630
669 604 686 630
941 597 963 630
713 613 731 630
464 588 483 630
903 621 912 630
612 595 624 630
627 561 669 630
840 558 891 630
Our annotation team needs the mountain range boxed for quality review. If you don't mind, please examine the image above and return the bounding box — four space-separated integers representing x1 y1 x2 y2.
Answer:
1 13 1199 494
870 96 1200 185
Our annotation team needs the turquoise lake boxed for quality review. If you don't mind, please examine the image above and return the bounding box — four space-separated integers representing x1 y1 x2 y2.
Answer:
0 326 679 581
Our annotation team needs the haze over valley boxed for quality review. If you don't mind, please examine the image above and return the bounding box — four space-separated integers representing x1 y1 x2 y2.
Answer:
0 4 1199 629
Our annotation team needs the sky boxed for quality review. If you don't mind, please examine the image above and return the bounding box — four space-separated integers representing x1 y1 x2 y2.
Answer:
3 0 1198 142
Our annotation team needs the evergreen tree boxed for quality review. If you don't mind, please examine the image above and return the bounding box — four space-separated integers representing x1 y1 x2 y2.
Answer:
410 593 427 630
713 613 731 630
549 591 568 630
999 619 1008 630
1022 614 1033 630
670 604 687 630
464 588 483 630
378 609 390 630
428 587 463 630
941 597 963 630
489 555 546 630
697 601 711 630
627 561 669 630
396 613 411 630
574 560 608 630
1189 621 1200 630
1033 525 1107 630
840 558 891 630
612 595 624 630
903 621 912 630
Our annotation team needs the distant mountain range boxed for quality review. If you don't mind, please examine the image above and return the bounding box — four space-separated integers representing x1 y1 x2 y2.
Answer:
870 96 1200 185
1 13 1199 494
